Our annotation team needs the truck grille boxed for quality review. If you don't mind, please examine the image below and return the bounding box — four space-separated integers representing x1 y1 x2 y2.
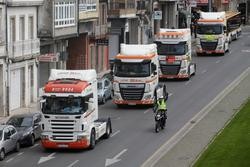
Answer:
50 119 75 141
120 83 145 100
201 41 218 50
160 64 181 75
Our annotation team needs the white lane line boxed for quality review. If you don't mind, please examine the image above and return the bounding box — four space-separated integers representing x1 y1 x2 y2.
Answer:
185 81 191 85
113 117 121 121
215 60 221 64
111 130 120 138
67 160 79 167
31 143 39 149
144 109 152 114
17 152 24 156
201 70 207 74
169 93 173 97
6 157 14 163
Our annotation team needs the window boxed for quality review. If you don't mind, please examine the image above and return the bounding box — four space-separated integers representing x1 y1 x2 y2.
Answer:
4 128 11 140
0 8 2 38
28 16 34 39
19 16 25 40
9 127 16 135
10 17 16 43
79 0 97 12
54 1 75 28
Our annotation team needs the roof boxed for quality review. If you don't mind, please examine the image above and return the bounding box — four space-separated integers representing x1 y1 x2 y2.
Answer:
225 11 241 19
115 53 156 60
200 12 225 20
8 112 40 118
156 28 190 41
44 80 89 94
49 69 97 82
120 44 157 56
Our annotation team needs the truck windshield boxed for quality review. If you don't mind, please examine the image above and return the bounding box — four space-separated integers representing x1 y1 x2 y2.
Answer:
42 97 87 115
114 62 150 77
156 43 186 55
197 24 223 35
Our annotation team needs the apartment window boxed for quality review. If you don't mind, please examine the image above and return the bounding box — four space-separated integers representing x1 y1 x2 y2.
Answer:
10 17 16 42
54 1 75 28
79 0 97 12
19 16 25 40
28 16 34 39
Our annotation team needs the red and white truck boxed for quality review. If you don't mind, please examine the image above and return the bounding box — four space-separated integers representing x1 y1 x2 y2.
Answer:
39 69 112 149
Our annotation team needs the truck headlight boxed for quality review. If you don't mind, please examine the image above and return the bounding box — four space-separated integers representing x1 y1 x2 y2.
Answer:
77 135 85 140
113 82 119 91
218 37 223 45
41 135 49 140
144 84 151 92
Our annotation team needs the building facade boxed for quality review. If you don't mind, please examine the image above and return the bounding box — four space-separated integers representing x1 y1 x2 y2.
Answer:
0 0 43 115
37 0 78 89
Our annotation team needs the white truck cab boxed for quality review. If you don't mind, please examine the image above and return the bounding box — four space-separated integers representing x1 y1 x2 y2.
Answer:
112 44 160 107
154 28 196 79
40 69 112 150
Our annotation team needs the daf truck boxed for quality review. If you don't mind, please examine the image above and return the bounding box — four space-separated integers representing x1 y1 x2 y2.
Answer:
112 44 163 107
154 28 196 79
39 69 112 150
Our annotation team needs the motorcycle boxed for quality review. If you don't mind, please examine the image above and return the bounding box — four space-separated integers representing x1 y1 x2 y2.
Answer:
155 109 166 133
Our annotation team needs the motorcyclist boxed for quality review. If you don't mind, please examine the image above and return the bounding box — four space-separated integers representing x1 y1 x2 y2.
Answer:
153 95 167 120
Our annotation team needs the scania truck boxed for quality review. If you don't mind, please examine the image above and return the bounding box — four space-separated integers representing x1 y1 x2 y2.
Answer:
39 69 112 150
112 44 162 107
154 28 196 79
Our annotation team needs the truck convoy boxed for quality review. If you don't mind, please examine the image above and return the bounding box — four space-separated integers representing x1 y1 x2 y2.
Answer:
112 44 160 107
195 11 241 56
154 28 196 79
39 69 112 150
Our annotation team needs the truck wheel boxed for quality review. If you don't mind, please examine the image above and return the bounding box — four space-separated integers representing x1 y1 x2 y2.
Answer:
103 119 112 139
89 129 96 150
192 63 196 76
0 149 5 161
29 135 35 146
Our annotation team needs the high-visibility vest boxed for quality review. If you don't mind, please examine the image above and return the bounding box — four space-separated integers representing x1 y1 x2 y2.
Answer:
157 100 167 110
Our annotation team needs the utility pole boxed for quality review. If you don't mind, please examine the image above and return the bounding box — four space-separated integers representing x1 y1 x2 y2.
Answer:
208 0 212 12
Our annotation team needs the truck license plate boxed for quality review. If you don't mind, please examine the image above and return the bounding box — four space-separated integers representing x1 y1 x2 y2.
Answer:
58 144 68 148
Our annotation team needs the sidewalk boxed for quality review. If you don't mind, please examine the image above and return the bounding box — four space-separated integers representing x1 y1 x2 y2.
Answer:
142 67 250 167
0 102 40 124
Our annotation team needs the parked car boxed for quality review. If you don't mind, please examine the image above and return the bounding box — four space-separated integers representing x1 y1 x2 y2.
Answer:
0 125 20 161
6 113 42 146
98 77 112 104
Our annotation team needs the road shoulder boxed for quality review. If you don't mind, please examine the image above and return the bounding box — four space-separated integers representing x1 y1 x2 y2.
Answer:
143 67 250 167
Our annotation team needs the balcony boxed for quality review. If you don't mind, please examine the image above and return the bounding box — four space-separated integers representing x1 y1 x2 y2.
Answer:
79 1 99 21
7 0 43 6
108 0 136 18
8 39 40 59
95 25 108 37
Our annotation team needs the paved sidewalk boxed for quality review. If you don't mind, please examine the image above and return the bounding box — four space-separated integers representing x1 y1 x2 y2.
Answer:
152 68 250 167
0 102 40 124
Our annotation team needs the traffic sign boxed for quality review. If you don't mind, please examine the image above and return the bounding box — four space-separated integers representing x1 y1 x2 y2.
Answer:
153 11 162 20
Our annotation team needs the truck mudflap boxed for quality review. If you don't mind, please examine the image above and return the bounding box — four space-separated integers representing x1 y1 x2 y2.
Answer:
41 138 89 149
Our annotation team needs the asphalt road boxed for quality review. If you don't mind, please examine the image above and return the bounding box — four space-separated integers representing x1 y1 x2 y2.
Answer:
1 26 250 167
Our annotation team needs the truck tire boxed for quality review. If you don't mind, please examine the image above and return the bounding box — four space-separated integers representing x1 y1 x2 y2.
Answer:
89 129 96 150
103 119 112 139
102 95 106 104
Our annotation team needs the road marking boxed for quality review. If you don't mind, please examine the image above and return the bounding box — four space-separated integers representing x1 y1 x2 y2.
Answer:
215 60 221 64
141 67 250 167
241 49 250 53
38 152 56 164
17 152 24 156
6 158 14 163
185 81 191 85
144 109 152 114
111 130 120 138
201 70 207 74
67 160 79 167
113 117 121 121
105 149 127 167
169 93 173 97
31 143 39 149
